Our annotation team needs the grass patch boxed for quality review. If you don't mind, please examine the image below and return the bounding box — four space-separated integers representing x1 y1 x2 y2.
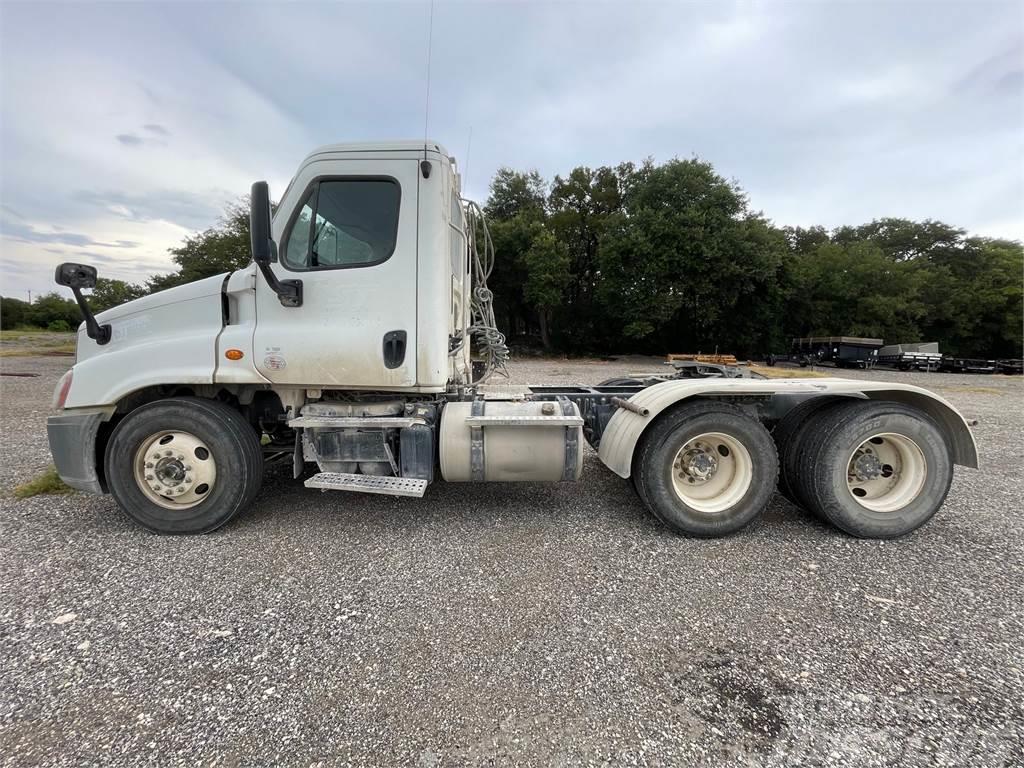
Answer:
748 365 830 379
0 344 76 358
0 330 76 357
0 327 53 337
13 466 74 499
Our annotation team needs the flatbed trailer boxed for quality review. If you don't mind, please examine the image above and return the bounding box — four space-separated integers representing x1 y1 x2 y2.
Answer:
877 343 943 372
790 336 883 369
940 357 997 374
46 140 978 542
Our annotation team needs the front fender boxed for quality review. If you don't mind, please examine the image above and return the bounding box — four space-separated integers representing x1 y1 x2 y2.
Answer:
64 276 226 408
597 378 979 478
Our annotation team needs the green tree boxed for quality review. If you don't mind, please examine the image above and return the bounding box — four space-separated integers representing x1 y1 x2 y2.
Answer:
89 278 147 313
522 226 571 348
790 241 925 341
147 198 254 292
27 293 81 329
485 168 546 220
547 164 633 349
485 169 549 342
596 158 785 355
0 296 30 329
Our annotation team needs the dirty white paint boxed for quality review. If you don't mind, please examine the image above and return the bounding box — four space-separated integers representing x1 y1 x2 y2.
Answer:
64 274 225 408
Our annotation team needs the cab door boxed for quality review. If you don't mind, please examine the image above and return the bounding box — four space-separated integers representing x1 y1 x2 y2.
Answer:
253 158 418 388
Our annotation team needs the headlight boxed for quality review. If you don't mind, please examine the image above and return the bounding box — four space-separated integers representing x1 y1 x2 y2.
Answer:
52 370 74 410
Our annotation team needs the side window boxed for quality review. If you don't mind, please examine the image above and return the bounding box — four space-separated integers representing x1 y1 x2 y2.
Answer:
282 179 400 270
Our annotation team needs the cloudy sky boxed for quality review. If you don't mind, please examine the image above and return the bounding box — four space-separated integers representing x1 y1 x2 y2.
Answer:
1 0 1021 300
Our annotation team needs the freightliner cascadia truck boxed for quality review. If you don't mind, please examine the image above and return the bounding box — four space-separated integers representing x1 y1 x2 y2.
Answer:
47 141 977 538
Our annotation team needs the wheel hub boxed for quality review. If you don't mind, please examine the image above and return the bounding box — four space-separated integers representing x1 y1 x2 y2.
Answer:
146 452 194 497
846 433 927 512
852 451 883 481
670 432 753 514
681 447 718 482
134 431 216 509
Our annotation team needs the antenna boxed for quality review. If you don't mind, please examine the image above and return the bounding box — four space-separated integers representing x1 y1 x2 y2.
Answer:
422 0 435 162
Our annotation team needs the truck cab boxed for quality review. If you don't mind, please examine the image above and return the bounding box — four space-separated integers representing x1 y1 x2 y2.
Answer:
246 141 471 391
47 140 978 540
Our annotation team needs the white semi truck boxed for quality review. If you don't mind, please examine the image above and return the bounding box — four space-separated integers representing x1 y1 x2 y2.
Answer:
47 141 977 538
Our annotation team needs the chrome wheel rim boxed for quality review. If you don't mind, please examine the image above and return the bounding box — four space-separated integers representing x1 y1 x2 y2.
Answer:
671 432 753 513
133 431 217 510
846 433 927 512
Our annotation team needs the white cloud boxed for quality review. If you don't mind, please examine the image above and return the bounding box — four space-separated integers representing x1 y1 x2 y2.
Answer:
0 0 1021 300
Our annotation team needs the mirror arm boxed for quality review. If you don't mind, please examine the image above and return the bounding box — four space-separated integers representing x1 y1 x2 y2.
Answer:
255 260 303 308
69 286 111 345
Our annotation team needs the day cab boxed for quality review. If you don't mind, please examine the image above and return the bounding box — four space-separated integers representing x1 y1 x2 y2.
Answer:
47 140 978 539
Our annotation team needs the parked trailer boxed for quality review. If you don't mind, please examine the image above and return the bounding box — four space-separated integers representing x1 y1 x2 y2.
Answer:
940 357 997 374
877 342 943 372
47 141 977 540
791 336 883 369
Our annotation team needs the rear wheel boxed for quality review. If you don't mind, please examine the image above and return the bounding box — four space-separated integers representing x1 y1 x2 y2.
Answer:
632 401 778 537
794 402 953 538
773 397 847 505
105 398 263 534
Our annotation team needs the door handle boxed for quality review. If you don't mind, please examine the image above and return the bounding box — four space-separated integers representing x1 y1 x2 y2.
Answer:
383 330 407 369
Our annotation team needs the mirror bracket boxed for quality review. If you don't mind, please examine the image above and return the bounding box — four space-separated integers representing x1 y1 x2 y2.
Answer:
256 262 303 307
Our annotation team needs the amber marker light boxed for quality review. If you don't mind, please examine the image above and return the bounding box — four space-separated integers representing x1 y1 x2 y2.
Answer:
225 349 244 360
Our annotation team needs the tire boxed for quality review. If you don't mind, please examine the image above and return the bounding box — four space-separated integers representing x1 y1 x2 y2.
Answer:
632 401 778 537
794 401 953 539
773 397 847 505
104 397 263 534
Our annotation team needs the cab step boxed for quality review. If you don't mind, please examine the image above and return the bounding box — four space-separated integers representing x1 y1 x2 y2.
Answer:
304 472 428 497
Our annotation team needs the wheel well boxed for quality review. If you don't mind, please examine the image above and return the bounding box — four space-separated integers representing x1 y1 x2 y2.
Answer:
96 385 282 490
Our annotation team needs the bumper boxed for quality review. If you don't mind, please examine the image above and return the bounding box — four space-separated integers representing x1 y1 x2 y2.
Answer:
46 410 108 494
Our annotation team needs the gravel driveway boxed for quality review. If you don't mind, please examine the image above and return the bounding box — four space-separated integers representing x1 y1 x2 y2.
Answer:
1 355 1022 766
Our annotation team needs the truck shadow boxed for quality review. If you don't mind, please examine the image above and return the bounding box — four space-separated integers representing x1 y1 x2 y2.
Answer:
244 460 833 539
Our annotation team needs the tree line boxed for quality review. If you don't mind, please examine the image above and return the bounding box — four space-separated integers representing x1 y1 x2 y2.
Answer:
485 160 1022 359
3 162 1021 358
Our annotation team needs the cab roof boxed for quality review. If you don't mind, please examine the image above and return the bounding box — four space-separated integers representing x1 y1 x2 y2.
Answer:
305 140 451 158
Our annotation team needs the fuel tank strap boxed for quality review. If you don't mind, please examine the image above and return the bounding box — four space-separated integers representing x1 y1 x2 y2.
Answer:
559 397 579 482
469 399 485 482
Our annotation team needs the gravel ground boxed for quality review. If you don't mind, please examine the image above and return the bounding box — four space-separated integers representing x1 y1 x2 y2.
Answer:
1 354 1022 767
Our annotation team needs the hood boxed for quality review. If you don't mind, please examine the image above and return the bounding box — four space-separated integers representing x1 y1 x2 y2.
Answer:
94 273 228 325
75 273 229 364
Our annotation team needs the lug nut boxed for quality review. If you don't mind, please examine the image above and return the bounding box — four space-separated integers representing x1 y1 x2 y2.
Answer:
165 450 172 457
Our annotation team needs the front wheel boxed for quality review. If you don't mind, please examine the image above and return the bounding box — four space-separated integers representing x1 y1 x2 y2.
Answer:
632 401 778 537
104 397 263 534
